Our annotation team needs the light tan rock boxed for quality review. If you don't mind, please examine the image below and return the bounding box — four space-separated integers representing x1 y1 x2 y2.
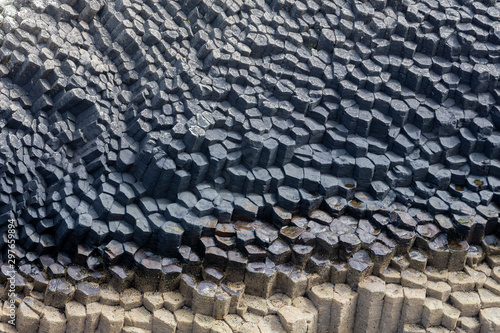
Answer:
379 267 401 284
163 291 185 312
84 302 101 333
100 285 120 306
292 296 318 333
152 309 176 333
425 267 448 282
353 276 385 333
65 301 85 333
223 314 244 332
401 269 428 289
121 326 150 333
221 282 245 314
475 263 491 277
450 292 481 316
174 308 194 333
242 312 262 324
0 300 11 323
487 255 500 267
448 272 476 292
484 277 500 296
22 297 46 316
306 273 324 290
441 303 460 330
120 288 143 311
0 323 17 333
492 267 500 284
237 321 259 333
143 292 164 312
96 305 124 333
400 287 426 325
330 262 348 284
307 283 333 333
331 284 358 333
282 270 308 300
266 293 292 314
192 282 217 316
244 295 268 316
277 306 307 333
459 316 480 333
423 326 449 333
479 307 500 333
401 323 425 332
193 313 215 333
235 298 247 317
426 281 452 302
464 266 487 289
421 298 443 328
213 289 231 319
478 288 500 308
210 320 232 333
258 314 286 333
16 302 40 333
379 284 404 333
39 306 66 333
124 306 152 330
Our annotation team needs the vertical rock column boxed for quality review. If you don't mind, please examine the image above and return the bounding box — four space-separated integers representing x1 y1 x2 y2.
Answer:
307 284 334 333
353 276 386 333
330 284 358 333
378 284 404 333
399 287 426 328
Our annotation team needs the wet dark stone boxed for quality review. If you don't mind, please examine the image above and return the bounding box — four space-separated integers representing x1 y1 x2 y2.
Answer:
427 234 450 270
215 235 237 251
309 209 333 225
75 244 94 266
66 266 89 284
205 246 228 269
279 226 304 244
216 223 236 237
307 253 331 281
56 252 72 266
161 264 183 291
32 272 49 292
387 224 416 255
291 244 314 268
408 249 428 272
347 250 374 288
104 240 124 266
226 249 248 282
202 267 225 284
297 231 317 246
244 244 267 262
109 265 135 293
370 241 394 274
45 278 75 309
47 263 65 278
236 228 255 249
39 254 56 269
339 233 362 260
74 281 101 304
323 196 347 217
268 239 291 265
272 206 293 228
317 231 339 258
255 224 279 247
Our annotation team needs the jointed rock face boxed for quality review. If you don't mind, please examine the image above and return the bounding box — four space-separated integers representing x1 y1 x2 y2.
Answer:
0 0 499 331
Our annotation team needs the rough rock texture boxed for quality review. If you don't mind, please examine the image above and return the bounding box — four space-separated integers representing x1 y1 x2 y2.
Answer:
0 0 498 271
0 0 500 331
